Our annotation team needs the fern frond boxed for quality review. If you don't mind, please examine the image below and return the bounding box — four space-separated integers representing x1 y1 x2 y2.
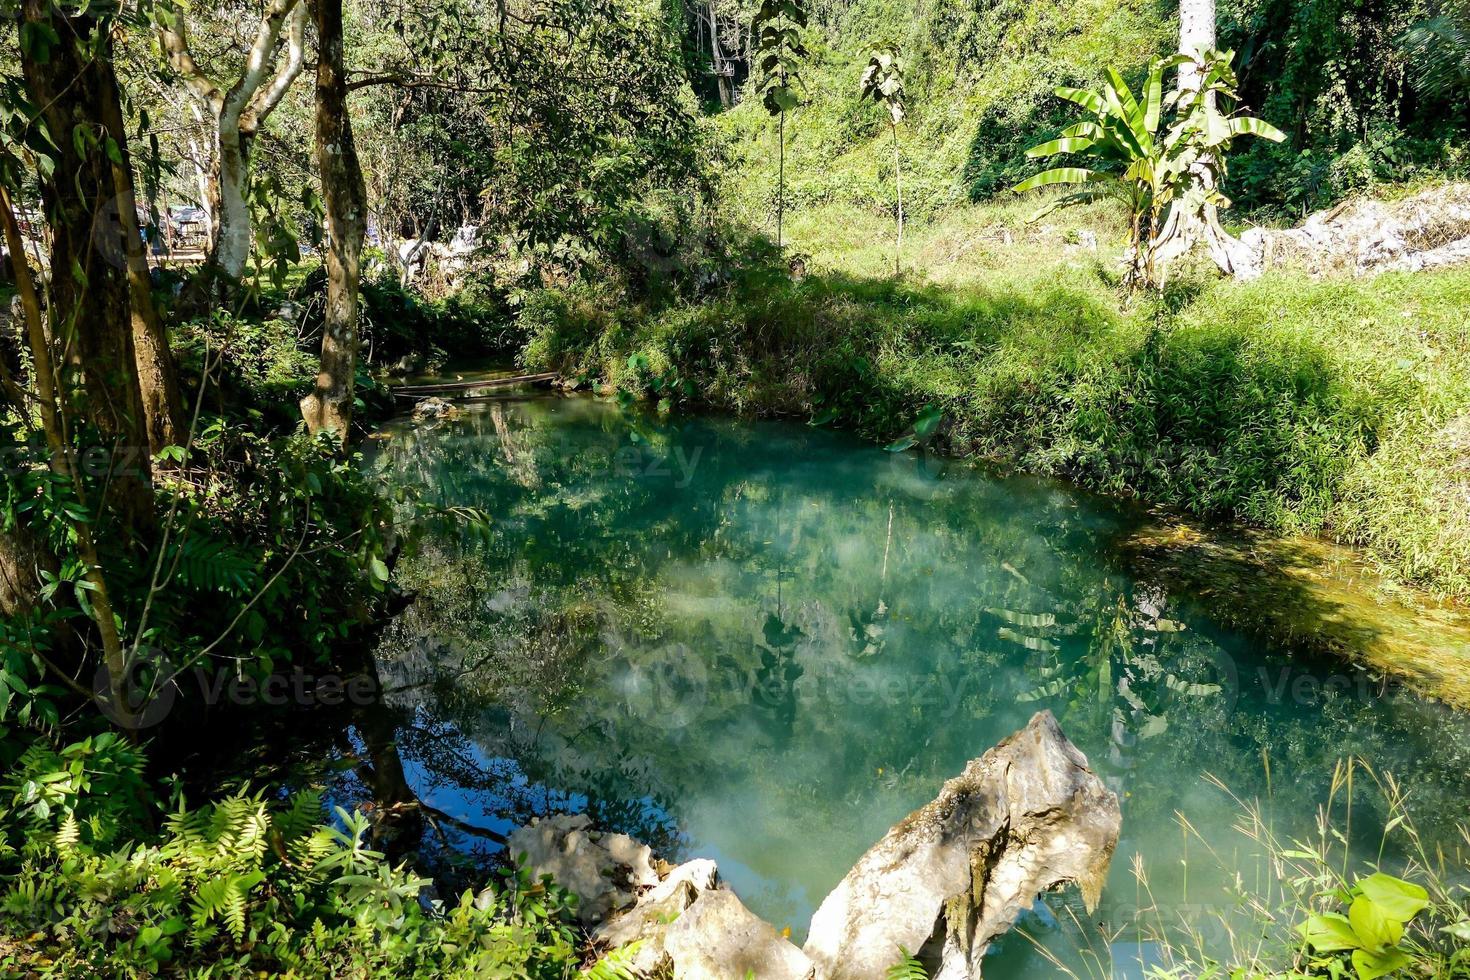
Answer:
272 790 325 845
162 532 262 594
885 947 929 980
583 941 644 980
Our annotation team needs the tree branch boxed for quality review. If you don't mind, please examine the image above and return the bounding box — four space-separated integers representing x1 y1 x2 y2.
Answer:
221 0 302 128
158 12 225 110
245 0 308 128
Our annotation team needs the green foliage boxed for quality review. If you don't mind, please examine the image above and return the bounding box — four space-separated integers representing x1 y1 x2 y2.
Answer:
1121 761 1470 980
1299 873 1430 979
1219 0 1470 216
0 754 584 978
583 941 647 980
859 43 905 127
885 947 930 980
519 209 1470 599
1013 49 1284 286
351 0 709 272
1401 1 1470 100
753 0 810 116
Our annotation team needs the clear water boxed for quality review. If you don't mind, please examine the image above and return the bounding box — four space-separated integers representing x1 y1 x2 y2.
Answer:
367 394 1470 976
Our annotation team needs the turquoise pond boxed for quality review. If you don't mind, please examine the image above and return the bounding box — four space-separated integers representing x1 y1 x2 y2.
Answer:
363 392 1470 976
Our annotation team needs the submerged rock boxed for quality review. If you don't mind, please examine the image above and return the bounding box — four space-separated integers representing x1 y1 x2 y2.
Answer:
507 813 658 926
802 710 1121 980
411 396 459 422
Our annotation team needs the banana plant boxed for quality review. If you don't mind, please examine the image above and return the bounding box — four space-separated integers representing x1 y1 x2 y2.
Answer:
860 43 905 275
753 0 808 249
1012 49 1284 289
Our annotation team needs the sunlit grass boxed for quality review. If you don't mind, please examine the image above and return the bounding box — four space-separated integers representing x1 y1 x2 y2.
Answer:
1020 759 1470 979
522 196 1470 600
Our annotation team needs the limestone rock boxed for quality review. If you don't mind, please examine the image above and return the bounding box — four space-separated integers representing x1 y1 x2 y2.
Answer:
593 858 813 980
1236 182 1470 279
802 710 1121 980
508 813 658 926
411 396 458 422
663 887 814 980
592 860 718 975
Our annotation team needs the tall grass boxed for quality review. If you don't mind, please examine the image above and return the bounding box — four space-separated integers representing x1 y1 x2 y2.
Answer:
1021 760 1470 979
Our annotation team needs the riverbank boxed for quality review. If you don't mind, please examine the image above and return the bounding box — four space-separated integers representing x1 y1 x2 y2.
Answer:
518 197 1470 603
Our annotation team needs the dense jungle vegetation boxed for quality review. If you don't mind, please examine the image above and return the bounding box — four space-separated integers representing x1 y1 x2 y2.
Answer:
1 0 1469 973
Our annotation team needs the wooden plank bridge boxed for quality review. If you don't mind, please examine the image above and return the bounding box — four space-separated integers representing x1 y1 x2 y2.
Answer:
388 372 558 398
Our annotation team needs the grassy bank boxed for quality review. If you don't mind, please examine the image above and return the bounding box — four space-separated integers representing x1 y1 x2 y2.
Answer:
519 199 1470 601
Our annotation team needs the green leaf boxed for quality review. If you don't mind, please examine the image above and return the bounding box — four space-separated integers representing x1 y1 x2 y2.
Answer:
1299 912 1362 953
913 405 943 437
885 434 917 453
1025 136 1095 158
1053 86 1104 113
1357 873 1429 923
1351 946 1411 980
1348 896 1402 952
809 407 839 426
1227 116 1287 142
368 557 390 582
1011 167 1097 193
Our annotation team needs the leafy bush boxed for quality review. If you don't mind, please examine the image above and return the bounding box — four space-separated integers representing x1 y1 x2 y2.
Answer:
0 737 584 978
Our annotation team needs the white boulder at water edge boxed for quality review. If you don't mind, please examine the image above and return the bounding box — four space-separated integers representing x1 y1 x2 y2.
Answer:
506 711 1122 979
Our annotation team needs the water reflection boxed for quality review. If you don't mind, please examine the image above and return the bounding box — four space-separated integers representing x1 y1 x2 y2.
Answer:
366 394 1470 975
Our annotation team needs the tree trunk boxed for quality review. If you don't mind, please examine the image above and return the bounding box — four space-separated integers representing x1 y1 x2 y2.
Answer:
21 0 155 537
0 526 51 619
1150 0 1258 279
892 122 903 276
159 0 307 284
211 128 255 280
300 0 367 442
709 3 733 107
99 68 188 455
777 110 785 249
1177 0 1215 95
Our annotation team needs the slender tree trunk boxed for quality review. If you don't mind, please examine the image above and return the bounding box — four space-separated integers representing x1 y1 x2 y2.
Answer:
709 2 733 107
159 0 307 283
1150 0 1258 280
892 121 903 275
211 128 255 279
2 187 133 719
301 0 367 442
21 0 154 537
99 70 187 455
777 109 785 249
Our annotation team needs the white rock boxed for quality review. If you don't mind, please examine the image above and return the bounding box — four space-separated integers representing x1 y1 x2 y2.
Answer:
664 887 814 980
803 710 1121 980
508 813 658 926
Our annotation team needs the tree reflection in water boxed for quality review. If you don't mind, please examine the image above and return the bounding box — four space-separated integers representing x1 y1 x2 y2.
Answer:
357 393 1470 971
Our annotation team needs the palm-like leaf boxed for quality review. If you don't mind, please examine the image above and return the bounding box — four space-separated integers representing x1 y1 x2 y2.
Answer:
1011 166 1101 192
1402 6 1470 99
